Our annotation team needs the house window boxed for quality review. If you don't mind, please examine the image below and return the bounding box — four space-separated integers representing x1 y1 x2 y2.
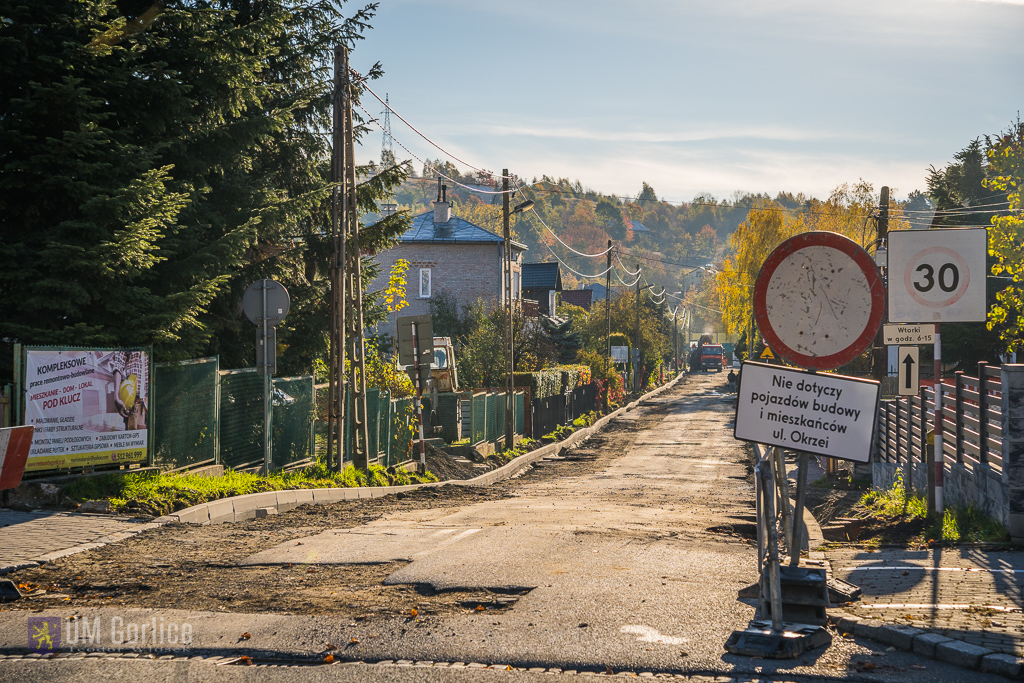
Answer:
513 271 521 300
419 268 431 298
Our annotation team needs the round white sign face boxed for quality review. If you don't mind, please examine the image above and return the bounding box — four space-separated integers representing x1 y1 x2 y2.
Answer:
764 245 873 358
754 232 885 370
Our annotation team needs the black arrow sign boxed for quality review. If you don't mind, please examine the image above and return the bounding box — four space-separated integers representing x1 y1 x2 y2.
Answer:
902 353 916 389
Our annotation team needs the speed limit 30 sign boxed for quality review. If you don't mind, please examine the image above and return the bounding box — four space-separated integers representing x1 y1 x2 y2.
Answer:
887 228 987 323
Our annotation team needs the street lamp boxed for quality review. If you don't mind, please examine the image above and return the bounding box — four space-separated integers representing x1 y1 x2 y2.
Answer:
503 171 533 451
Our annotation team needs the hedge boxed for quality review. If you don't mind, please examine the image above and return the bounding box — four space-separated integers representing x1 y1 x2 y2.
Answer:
513 370 562 400
515 365 593 399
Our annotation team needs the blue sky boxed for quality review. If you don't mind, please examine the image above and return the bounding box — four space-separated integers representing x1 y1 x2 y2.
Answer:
352 0 1024 203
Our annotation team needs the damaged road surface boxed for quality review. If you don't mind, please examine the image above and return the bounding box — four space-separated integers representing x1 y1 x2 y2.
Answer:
0 374 998 681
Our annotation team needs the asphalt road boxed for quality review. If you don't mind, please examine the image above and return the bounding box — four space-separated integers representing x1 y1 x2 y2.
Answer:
0 373 1004 682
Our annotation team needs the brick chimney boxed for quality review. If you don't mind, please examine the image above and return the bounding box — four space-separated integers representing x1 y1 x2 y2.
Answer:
433 179 451 224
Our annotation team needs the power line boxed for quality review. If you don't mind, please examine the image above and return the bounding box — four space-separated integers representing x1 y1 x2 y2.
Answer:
542 242 614 279
616 256 642 276
355 100 513 196
616 269 643 287
510 178 612 258
354 72 513 180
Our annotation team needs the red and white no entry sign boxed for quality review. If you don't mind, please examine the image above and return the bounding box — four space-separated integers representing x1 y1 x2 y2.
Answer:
753 232 885 371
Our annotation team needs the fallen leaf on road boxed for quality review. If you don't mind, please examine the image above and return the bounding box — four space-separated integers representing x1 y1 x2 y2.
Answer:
349 638 359 645
325 644 336 650
476 605 485 611
240 632 251 640
324 654 334 663
240 656 252 666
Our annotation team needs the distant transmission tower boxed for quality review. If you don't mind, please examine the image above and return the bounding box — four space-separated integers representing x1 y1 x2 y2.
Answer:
378 94 398 217
380 93 395 169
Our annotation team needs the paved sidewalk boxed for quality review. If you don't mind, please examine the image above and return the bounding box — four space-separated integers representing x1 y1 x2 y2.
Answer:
0 510 161 574
827 546 1024 656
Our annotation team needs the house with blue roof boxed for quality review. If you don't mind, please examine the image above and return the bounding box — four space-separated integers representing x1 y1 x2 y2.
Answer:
370 191 528 331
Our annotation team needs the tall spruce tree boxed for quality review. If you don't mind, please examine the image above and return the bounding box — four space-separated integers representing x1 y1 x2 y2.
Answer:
0 0 408 378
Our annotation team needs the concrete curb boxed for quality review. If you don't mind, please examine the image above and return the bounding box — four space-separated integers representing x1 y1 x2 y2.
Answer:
149 373 688 527
833 613 1024 679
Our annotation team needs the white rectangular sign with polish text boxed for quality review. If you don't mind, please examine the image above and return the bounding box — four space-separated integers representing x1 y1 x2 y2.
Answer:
734 361 880 462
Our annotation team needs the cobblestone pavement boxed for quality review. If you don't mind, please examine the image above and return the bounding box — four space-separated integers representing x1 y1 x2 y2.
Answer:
0 510 160 573
827 547 1024 655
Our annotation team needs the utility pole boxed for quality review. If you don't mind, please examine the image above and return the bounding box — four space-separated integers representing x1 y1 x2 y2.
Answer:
672 307 678 373
634 266 641 393
342 45 369 470
872 186 889 384
327 46 346 471
605 240 612 364
685 308 691 372
502 169 514 451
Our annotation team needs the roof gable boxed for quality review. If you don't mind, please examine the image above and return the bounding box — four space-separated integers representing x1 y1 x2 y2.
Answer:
560 289 593 310
522 262 562 290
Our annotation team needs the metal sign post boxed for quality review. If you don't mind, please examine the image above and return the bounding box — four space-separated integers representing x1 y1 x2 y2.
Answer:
411 321 426 470
887 228 987 513
243 279 290 475
398 315 433 471
728 231 883 657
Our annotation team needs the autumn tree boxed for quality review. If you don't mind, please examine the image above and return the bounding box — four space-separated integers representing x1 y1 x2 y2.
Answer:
716 201 803 346
984 122 1024 351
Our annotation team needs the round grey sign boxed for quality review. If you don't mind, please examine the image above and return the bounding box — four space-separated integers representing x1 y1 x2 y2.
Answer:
242 279 290 326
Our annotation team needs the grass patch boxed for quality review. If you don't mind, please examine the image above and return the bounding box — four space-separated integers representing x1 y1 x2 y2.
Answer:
62 460 438 516
543 424 574 442
926 504 1010 543
860 477 928 519
495 438 536 462
858 476 1010 545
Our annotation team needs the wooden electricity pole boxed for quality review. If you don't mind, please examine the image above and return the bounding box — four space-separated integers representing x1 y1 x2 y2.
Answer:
605 241 612 364
327 46 346 471
502 169 514 450
872 186 889 383
341 46 371 470
327 45 369 471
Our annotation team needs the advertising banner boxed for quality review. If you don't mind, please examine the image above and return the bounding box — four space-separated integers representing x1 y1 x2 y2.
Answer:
23 349 150 472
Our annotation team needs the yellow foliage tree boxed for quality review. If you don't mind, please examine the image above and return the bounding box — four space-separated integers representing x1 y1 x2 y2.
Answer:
382 258 410 316
716 201 804 339
984 127 1024 351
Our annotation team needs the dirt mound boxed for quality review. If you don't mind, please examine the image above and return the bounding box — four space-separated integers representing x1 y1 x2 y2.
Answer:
423 443 499 482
